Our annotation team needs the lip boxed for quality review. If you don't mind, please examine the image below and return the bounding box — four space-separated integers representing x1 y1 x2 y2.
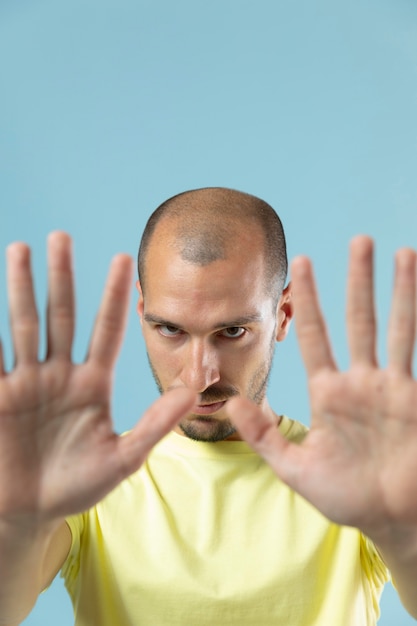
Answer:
192 401 227 415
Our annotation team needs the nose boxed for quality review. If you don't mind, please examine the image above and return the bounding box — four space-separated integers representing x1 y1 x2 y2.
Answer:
179 339 220 393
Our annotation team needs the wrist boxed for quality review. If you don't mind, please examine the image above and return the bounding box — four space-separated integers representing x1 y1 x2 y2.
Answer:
0 512 62 546
365 522 417 564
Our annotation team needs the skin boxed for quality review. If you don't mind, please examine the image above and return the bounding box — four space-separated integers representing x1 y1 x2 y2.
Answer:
0 234 198 624
136 219 293 442
1 227 417 621
227 237 417 617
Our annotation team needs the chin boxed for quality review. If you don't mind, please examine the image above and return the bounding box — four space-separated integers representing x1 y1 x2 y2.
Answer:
179 417 237 443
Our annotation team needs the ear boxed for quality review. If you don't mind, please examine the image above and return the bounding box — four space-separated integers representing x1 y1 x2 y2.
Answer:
136 280 144 324
275 283 293 342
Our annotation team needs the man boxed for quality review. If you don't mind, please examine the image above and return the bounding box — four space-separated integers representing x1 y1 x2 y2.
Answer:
0 187 416 625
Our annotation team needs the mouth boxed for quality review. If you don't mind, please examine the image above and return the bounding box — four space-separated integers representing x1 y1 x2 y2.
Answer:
192 401 227 416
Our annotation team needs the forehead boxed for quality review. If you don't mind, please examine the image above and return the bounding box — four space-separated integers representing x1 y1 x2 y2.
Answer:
143 245 270 327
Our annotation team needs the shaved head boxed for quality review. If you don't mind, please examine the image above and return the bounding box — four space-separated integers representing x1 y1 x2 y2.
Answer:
138 187 288 303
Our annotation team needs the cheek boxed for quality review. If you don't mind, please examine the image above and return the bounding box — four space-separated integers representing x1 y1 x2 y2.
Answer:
238 336 275 376
239 334 274 361
221 344 264 380
145 338 181 379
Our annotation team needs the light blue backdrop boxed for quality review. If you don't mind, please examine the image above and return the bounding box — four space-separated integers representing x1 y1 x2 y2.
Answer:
1 1 416 624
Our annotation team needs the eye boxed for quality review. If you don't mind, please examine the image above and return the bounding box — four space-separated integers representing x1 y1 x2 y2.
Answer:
220 327 246 339
157 325 183 337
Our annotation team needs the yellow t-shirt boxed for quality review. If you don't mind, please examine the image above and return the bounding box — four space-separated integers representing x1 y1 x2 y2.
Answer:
62 417 389 625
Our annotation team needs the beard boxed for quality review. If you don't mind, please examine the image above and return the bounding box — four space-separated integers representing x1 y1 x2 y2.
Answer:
146 333 276 442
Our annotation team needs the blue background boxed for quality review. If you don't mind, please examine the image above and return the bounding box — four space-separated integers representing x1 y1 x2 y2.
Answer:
1 1 416 623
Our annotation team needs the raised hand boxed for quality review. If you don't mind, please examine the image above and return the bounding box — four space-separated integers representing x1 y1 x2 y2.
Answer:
227 236 417 538
0 232 196 526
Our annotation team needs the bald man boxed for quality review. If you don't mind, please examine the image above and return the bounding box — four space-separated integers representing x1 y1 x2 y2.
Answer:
136 188 290 443
1 188 417 626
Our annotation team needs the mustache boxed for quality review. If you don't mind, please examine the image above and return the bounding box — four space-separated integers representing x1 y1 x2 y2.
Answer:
198 386 239 404
165 384 239 404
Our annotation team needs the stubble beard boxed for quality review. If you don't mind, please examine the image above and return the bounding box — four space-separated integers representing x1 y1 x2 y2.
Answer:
146 334 276 442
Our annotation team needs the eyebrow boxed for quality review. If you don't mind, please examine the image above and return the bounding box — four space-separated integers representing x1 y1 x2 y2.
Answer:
143 312 264 330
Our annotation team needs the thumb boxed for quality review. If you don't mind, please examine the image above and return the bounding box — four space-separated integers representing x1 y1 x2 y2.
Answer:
119 388 198 474
226 397 301 486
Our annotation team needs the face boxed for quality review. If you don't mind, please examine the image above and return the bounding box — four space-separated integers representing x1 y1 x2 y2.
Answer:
137 229 292 442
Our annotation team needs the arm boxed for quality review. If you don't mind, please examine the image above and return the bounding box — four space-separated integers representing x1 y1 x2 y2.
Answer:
227 236 417 618
0 233 196 625
0 520 70 626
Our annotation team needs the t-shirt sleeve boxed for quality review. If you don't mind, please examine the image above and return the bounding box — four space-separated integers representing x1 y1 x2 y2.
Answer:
360 534 390 587
360 533 391 618
60 514 85 594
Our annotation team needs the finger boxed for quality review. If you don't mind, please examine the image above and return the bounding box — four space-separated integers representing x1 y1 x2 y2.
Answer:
346 236 377 366
0 339 5 376
291 256 337 376
226 397 304 488
6 243 39 365
46 232 75 359
387 248 417 374
119 388 198 473
87 254 133 367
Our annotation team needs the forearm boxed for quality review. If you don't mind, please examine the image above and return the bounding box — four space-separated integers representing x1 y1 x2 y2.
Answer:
0 517 59 626
370 525 417 619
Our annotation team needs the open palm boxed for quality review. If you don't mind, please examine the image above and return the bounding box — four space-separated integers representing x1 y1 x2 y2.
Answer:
228 236 417 537
0 233 195 525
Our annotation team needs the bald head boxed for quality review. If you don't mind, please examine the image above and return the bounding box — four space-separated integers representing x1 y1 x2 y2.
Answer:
138 187 288 303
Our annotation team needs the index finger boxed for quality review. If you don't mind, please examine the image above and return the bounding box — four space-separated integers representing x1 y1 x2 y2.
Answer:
387 248 417 374
87 254 133 367
346 236 377 366
291 256 337 376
